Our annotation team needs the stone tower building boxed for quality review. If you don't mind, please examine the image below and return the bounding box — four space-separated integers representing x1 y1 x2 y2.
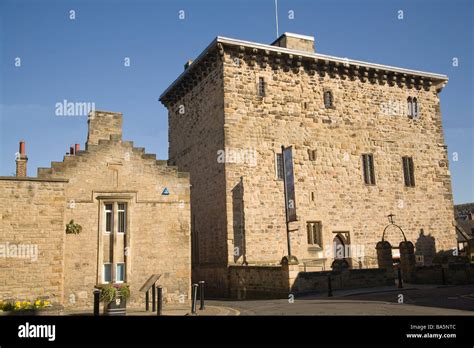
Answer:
0 110 191 309
160 33 457 297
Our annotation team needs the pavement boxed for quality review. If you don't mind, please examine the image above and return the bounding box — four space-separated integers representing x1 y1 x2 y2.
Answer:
65 304 239 316
125 305 239 316
63 284 474 316
207 284 474 316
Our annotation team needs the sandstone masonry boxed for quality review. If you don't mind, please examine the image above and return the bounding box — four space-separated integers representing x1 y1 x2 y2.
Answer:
0 110 191 310
160 33 457 297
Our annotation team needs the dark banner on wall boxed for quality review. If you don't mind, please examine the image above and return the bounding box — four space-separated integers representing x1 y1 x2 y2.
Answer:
282 146 297 222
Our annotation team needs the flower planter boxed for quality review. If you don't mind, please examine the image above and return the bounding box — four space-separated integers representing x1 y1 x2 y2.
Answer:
2 309 38 316
103 296 127 316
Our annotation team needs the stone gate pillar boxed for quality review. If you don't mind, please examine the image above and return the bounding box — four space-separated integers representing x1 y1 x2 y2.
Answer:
281 256 299 296
399 241 416 283
376 241 393 270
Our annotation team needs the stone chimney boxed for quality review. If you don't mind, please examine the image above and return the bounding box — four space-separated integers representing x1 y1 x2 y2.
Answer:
16 140 28 177
86 110 123 149
271 32 315 53
184 60 193 70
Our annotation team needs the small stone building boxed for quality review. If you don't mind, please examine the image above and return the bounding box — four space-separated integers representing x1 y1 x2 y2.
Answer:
455 203 474 260
160 33 458 297
0 110 191 309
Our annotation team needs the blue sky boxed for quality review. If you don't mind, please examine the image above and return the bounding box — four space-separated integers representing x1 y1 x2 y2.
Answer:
0 0 472 203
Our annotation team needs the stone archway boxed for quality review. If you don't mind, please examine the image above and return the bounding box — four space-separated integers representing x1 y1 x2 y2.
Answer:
376 215 416 283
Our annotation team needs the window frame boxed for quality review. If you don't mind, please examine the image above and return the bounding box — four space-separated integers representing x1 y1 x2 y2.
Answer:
258 76 266 97
104 203 113 234
117 202 127 234
115 263 125 283
407 97 413 117
402 156 415 187
412 97 419 118
306 221 323 248
362 153 376 185
324 90 333 108
103 263 112 284
275 152 284 180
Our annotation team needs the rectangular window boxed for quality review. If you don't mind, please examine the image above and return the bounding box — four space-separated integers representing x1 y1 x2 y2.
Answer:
103 263 112 283
258 77 266 97
362 154 376 185
307 221 322 248
116 263 125 283
276 153 284 180
105 204 113 233
308 149 316 161
402 156 415 187
118 203 126 234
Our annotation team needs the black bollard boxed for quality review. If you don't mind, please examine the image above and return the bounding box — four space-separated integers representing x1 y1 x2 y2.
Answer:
145 290 149 311
157 286 163 316
199 281 205 310
93 289 100 316
327 275 333 297
397 267 403 288
191 284 198 314
152 284 156 312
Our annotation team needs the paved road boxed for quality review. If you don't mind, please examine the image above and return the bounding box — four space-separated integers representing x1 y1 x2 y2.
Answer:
342 284 474 312
208 285 474 315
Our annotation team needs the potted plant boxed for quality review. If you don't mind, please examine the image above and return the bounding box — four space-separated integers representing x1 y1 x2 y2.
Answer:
65 220 82 234
97 284 130 315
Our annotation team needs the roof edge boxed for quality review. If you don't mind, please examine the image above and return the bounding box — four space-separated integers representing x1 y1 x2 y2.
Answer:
159 35 448 102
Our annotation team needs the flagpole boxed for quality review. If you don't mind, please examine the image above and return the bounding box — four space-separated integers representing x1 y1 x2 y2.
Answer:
275 0 279 38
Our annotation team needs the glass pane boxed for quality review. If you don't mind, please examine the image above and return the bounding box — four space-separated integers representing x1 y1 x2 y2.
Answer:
116 263 125 282
118 204 126 233
277 154 284 179
369 155 375 185
105 210 112 233
103 264 111 283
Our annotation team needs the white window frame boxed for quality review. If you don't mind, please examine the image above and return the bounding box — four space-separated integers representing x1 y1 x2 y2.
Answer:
117 203 127 235
104 203 113 234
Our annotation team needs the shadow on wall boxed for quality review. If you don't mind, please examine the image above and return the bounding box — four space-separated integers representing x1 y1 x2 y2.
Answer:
232 179 246 264
415 228 436 265
291 268 394 295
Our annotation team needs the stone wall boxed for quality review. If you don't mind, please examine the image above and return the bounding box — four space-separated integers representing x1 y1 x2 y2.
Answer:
36 112 191 309
414 263 474 285
291 268 394 294
228 265 289 299
86 110 122 148
165 58 229 296
228 263 394 299
162 36 457 298
221 43 456 269
0 177 67 304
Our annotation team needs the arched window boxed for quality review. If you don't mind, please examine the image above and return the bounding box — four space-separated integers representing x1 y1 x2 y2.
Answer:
407 97 413 117
324 90 333 108
412 97 418 118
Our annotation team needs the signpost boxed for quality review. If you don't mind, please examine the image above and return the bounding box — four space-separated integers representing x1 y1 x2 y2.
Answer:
281 145 297 257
